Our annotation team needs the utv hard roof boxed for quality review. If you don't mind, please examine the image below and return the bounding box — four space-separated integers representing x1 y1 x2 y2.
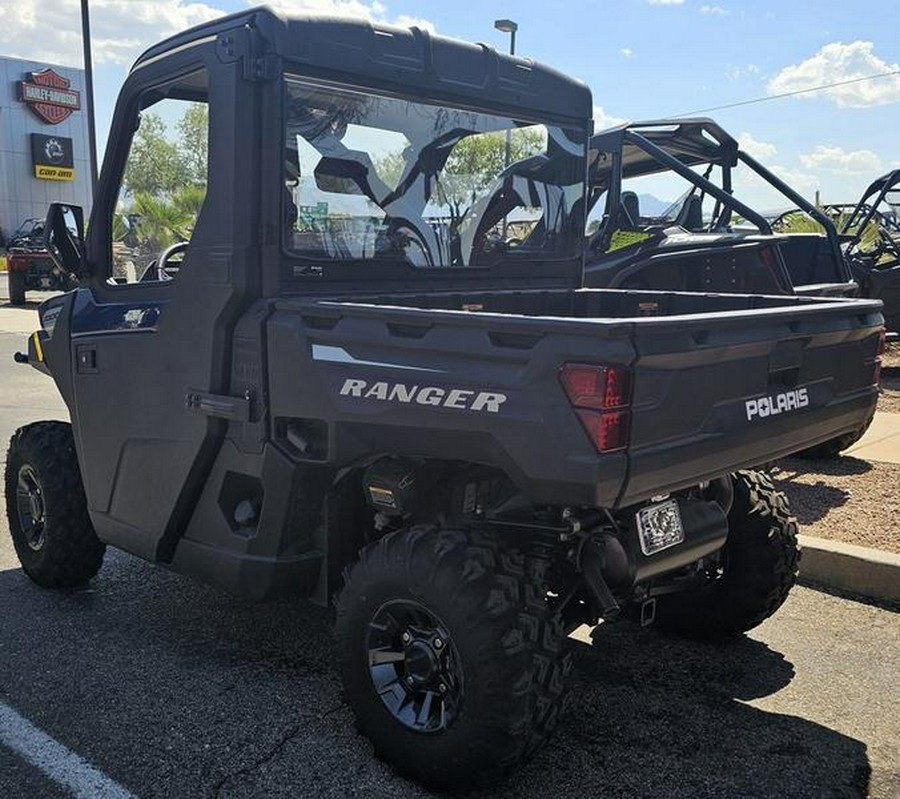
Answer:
132 6 592 125
590 118 740 181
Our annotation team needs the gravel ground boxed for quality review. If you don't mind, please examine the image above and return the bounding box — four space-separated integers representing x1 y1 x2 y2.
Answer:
879 342 900 414
773 456 900 553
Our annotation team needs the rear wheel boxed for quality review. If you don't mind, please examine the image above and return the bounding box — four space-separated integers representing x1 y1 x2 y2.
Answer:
650 470 800 639
7 269 26 305
4 422 105 587
335 524 570 790
794 416 873 460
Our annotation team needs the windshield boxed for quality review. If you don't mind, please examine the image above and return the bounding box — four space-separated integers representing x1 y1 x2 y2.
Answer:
283 77 586 267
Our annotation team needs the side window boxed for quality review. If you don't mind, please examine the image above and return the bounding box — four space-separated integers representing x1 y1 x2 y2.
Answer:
112 73 208 284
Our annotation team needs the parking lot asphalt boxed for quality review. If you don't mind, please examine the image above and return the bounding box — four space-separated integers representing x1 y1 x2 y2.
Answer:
0 275 56 335
0 323 898 799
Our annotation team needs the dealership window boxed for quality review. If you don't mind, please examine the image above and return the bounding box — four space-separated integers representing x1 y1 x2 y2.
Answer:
112 71 208 284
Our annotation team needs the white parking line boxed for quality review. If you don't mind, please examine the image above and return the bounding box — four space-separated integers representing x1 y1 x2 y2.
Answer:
0 701 136 799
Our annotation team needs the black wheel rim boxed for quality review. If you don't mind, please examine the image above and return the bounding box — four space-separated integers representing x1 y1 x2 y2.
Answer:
366 599 463 733
15 465 46 551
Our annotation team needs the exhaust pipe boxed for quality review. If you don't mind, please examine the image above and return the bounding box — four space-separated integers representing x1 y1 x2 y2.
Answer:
577 497 729 619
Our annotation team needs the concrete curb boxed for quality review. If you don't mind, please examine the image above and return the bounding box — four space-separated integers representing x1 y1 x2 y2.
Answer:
798 534 900 604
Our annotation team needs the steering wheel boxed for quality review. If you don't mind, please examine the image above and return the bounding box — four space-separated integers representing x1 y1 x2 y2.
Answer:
871 227 900 265
157 241 190 280
845 224 900 267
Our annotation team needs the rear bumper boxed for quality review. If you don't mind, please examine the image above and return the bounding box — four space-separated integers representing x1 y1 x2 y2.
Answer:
6 252 53 273
620 388 877 506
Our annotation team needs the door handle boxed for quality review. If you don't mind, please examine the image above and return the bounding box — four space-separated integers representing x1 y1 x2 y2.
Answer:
185 390 251 422
76 345 98 373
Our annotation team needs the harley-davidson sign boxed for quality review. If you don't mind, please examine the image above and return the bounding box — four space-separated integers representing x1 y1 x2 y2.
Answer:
18 69 81 125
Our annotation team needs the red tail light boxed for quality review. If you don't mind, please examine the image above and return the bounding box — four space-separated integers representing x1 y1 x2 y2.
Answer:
559 363 632 452
559 364 631 410
575 409 630 452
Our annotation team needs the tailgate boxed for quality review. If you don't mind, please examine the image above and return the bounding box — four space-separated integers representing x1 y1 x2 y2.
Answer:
621 299 883 506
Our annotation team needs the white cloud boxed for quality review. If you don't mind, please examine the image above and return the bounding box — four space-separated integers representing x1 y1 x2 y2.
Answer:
0 0 435 68
738 132 777 160
768 41 900 108
593 105 626 130
0 1 224 67
735 162 818 196
799 145 883 175
647 0 685 5
620 48 633 58
700 5 730 15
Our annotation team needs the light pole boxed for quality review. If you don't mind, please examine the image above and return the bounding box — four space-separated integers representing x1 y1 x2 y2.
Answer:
494 19 517 239
80 0 98 197
494 19 517 171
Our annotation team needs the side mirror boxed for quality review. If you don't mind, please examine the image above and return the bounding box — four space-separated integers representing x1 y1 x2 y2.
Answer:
43 202 87 278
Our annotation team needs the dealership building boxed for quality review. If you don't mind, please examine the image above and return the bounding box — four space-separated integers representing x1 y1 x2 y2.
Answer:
0 55 92 243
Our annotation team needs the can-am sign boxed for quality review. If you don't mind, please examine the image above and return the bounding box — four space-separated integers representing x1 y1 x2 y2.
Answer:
31 133 74 181
18 69 81 125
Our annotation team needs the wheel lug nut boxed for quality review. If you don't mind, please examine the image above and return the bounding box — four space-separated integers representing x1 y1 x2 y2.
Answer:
406 676 414 685
439 683 447 693
401 632 411 643
434 638 443 649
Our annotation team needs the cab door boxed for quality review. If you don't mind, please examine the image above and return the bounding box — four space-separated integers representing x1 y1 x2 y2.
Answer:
69 48 260 562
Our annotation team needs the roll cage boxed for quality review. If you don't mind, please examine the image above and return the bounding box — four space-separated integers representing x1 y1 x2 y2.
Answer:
834 169 900 239
587 118 849 282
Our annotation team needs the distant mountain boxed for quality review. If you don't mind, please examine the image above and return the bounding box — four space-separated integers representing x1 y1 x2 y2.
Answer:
637 193 671 217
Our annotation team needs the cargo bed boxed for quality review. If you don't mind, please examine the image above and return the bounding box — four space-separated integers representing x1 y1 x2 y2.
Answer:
270 287 884 508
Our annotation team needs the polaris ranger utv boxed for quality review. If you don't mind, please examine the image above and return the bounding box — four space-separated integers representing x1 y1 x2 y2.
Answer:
4 9 886 790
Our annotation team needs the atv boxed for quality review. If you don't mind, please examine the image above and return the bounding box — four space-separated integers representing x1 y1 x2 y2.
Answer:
4 218 76 305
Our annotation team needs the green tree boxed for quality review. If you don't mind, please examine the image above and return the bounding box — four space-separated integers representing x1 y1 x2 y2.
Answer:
131 192 193 255
375 128 545 220
177 103 209 187
122 113 182 196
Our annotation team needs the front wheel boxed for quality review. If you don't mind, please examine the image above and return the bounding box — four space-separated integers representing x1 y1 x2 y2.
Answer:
651 470 800 639
4 422 105 587
335 525 570 790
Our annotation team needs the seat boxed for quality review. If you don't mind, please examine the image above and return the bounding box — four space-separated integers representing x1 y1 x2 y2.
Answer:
678 195 704 231
621 191 640 227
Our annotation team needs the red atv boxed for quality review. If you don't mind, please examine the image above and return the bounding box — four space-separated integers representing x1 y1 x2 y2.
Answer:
5 219 76 305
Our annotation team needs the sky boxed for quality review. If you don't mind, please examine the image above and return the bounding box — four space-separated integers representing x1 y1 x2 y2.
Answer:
1 0 898 212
